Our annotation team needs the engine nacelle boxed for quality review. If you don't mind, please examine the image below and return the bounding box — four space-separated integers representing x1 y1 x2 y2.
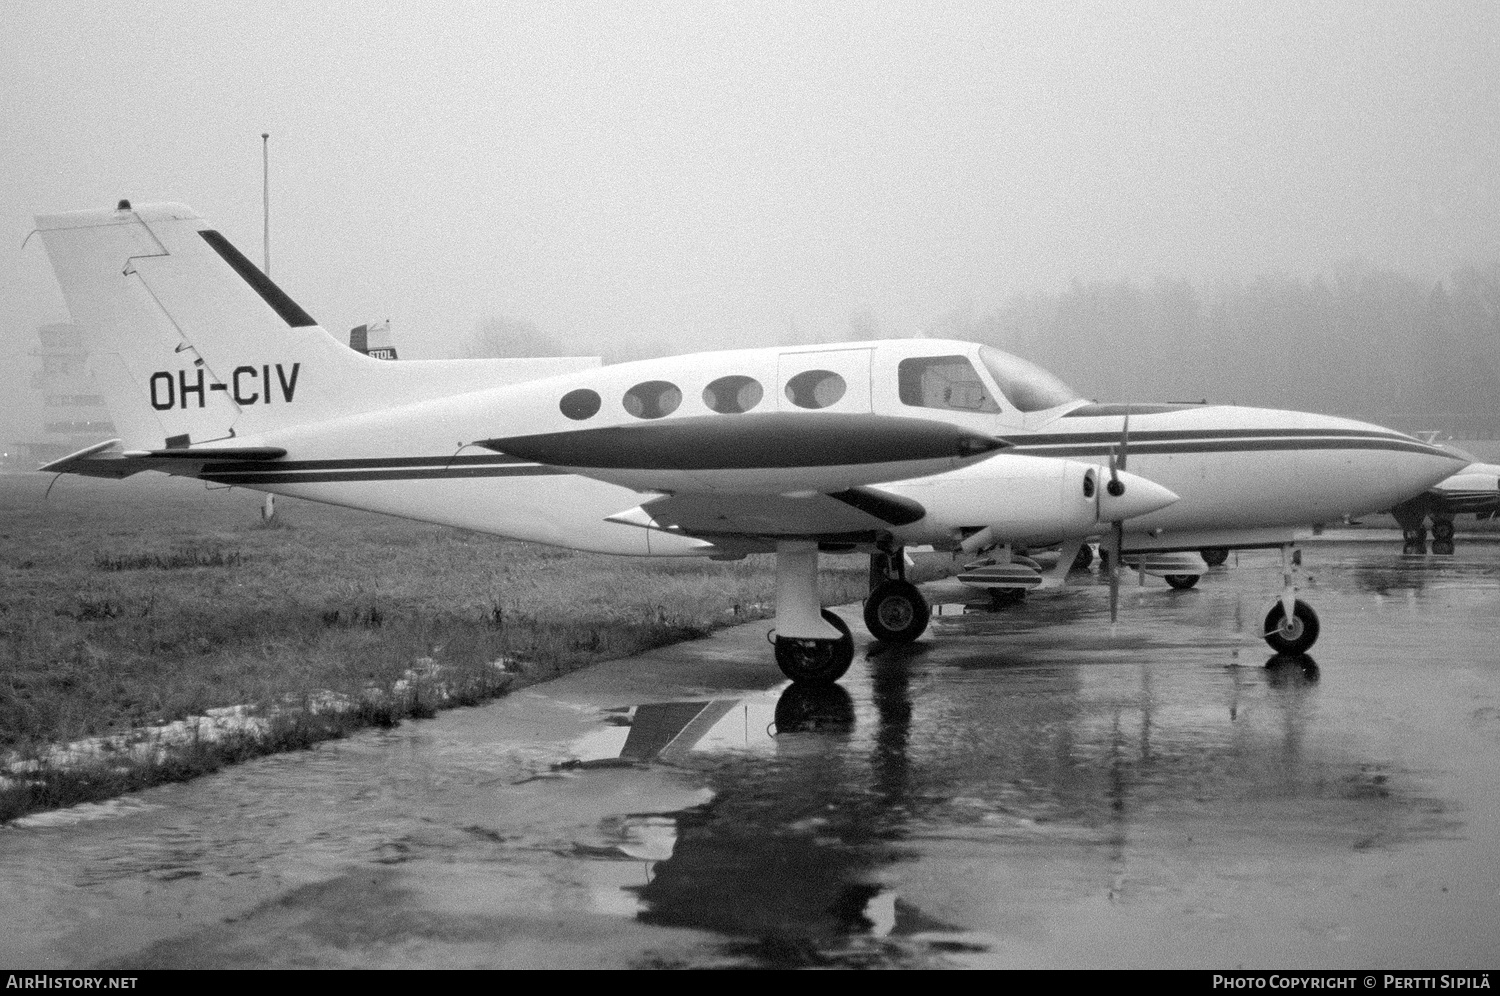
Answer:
887 455 1179 546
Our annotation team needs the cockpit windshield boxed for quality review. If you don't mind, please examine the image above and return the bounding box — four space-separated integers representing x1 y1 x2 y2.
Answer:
977 346 1082 413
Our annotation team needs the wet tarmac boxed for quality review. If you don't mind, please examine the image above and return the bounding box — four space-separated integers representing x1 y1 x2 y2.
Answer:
3 540 1500 969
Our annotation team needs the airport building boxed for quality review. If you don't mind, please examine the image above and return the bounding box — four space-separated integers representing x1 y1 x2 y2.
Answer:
1 322 115 469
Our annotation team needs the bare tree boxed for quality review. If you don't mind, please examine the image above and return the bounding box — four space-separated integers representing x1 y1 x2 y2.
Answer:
460 316 561 358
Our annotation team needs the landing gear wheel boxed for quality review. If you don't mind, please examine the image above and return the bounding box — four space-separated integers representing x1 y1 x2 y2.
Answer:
1164 574 1200 590
1072 544 1094 571
1263 599 1320 655
863 580 930 644
1432 539 1455 555
1200 547 1229 567
775 610 855 685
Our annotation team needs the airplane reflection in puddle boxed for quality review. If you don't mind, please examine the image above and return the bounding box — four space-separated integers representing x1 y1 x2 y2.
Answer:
560 685 855 769
549 677 989 964
555 650 1340 965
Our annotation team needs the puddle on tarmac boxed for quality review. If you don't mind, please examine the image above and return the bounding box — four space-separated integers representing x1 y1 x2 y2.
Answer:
540 548 1491 966
3 544 1498 968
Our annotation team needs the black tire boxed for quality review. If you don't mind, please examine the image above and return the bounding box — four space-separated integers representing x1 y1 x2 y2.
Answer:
1265 653 1320 685
1164 573 1200 590
773 683 856 734
1200 547 1229 567
775 609 855 685
1432 520 1455 542
863 580 931 644
1263 599 1320 655
1432 538 1455 555
1072 544 1094 571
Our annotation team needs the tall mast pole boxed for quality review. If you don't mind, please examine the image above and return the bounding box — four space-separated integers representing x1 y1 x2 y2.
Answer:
261 132 270 275
259 131 277 524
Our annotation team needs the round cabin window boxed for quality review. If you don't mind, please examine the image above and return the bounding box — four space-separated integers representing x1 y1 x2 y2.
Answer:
784 369 846 410
622 380 683 420
559 388 602 421
702 375 764 414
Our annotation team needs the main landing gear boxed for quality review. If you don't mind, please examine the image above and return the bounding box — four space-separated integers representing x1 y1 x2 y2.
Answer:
772 609 855 684
863 548 931 644
1392 499 1456 556
771 541 856 684
1263 544 1320 655
771 542 934 685
1430 516 1456 556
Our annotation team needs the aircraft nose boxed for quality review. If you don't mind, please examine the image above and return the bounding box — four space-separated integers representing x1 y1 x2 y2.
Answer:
1098 470 1179 522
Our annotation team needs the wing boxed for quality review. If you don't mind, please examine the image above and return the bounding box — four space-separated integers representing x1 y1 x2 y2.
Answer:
605 486 927 548
481 411 999 549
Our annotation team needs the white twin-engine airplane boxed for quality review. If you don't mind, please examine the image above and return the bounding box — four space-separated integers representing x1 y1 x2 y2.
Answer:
34 201 1466 684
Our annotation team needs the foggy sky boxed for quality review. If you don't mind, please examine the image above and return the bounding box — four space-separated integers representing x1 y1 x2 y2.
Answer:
2 1 1497 364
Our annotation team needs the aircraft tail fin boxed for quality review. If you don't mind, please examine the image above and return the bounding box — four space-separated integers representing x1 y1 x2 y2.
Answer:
33 200 597 452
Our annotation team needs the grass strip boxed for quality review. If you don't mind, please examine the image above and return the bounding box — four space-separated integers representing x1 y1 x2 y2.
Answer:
0 474 870 822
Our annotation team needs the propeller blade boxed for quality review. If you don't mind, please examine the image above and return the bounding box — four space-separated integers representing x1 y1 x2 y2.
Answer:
1106 407 1132 496
1108 521 1123 623
1104 408 1134 624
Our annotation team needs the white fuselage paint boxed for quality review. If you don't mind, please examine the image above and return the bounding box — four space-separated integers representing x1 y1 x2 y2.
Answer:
223 339 1462 558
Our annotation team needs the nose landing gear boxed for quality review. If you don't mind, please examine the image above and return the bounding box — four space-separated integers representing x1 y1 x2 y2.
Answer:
1264 598 1320 655
1263 544 1320 655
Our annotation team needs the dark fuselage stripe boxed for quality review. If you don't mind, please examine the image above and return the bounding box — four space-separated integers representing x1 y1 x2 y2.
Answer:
1010 438 1448 459
201 465 566 485
201 453 536 473
1018 427 1418 446
195 431 1448 485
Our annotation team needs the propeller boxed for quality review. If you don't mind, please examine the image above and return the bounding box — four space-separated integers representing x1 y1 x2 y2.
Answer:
1103 408 1131 623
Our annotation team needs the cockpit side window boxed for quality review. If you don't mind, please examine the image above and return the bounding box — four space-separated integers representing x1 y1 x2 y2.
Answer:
897 356 1001 413
977 346 1081 413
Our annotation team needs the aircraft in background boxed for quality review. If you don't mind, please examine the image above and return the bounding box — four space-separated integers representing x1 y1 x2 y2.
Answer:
1388 461 1500 554
33 201 1465 683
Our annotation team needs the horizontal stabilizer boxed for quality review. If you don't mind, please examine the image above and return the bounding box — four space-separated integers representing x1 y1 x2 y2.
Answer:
38 439 285 480
35 438 123 473
121 446 287 461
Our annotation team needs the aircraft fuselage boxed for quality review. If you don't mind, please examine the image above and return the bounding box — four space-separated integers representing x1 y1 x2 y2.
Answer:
218 337 1462 557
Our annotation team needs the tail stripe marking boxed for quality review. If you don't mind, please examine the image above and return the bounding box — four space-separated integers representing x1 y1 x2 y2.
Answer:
198 230 317 328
